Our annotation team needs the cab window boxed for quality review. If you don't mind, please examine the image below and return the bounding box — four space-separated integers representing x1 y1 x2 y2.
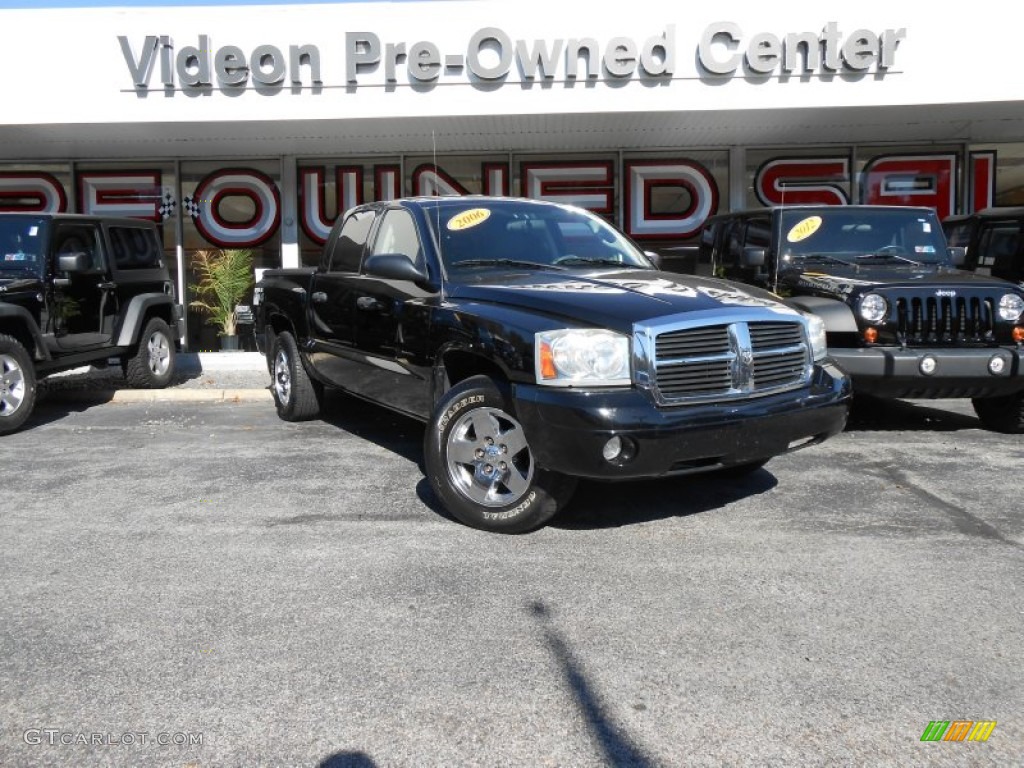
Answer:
327 210 375 272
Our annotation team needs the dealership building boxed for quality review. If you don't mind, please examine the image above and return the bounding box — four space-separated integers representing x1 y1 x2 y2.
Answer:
1 0 1021 349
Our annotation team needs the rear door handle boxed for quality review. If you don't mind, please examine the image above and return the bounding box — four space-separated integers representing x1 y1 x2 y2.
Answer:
312 291 328 304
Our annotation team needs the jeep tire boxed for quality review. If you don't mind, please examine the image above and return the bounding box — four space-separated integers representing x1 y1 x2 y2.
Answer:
0 334 36 436
424 375 576 534
124 317 176 388
972 392 1024 434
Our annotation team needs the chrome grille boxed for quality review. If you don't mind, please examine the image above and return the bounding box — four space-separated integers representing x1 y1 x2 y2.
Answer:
895 295 995 345
640 314 811 405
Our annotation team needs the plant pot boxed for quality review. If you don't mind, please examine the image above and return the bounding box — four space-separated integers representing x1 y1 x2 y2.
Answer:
220 334 240 351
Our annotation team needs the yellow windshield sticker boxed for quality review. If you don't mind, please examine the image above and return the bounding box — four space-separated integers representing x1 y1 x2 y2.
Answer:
786 215 822 243
447 208 491 231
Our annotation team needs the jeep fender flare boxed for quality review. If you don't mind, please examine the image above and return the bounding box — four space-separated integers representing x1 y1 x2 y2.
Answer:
115 294 176 348
785 296 859 334
0 303 51 361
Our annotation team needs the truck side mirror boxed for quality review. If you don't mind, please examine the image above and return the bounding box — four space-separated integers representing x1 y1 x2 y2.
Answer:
364 252 432 286
741 247 767 268
58 253 91 273
947 246 967 267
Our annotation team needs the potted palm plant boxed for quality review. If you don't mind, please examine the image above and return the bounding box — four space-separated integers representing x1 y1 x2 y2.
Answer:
189 248 255 351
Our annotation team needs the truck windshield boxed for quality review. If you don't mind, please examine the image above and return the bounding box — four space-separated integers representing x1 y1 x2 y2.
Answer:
0 216 46 278
778 208 950 267
424 200 653 272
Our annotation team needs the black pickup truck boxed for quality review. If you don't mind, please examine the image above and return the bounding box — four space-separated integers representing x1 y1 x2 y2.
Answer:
254 196 850 533
701 205 1024 432
1 213 183 435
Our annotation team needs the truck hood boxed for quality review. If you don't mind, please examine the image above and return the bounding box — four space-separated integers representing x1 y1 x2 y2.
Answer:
785 264 1019 300
448 267 791 331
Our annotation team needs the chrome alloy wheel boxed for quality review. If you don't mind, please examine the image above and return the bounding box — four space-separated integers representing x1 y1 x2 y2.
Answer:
146 329 171 376
274 348 292 404
444 405 534 507
0 353 26 418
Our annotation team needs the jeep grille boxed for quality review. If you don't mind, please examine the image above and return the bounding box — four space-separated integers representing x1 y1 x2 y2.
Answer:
893 295 995 345
637 312 812 405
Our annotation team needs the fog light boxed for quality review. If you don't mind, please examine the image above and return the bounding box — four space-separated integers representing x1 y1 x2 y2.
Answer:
920 356 937 375
989 356 1007 375
602 436 623 462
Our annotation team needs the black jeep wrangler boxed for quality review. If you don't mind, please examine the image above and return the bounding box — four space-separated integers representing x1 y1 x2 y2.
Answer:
943 207 1024 285
700 205 1024 433
0 213 183 435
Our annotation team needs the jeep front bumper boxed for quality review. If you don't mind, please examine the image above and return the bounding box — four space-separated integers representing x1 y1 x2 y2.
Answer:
831 347 1024 399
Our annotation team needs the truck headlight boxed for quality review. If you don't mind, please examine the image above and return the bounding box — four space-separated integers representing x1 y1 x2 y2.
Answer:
536 329 631 386
805 314 828 362
998 293 1024 322
859 293 888 324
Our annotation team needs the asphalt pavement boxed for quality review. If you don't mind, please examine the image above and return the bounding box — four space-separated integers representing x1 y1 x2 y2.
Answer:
2 369 1022 767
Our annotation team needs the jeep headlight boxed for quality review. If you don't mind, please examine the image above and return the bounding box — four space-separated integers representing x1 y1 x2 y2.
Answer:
535 329 631 386
998 293 1024 322
859 293 888 324
804 313 828 362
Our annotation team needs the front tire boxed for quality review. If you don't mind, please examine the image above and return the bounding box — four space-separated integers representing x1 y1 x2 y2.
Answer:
124 317 176 388
424 375 576 533
972 393 1024 434
0 334 37 436
270 331 322 421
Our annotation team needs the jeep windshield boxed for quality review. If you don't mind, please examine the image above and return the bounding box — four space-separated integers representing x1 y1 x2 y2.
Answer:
425 200 654 273
778 208 950 268
0 215 46 278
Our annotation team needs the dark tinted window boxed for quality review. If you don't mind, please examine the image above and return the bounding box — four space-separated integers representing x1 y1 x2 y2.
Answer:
744 218 772 249
108 226 162 270
53 223 103 272
977 223 1020 269
328 210 375 272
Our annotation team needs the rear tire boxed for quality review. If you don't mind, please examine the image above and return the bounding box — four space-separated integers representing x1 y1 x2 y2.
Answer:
972 393 1024 434
124 317 176 388
270 331 322 421
0 334 36 436
424 375 576 533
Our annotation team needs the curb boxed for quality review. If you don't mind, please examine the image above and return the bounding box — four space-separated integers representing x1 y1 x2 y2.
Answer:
45 388 272 404
111 388 272 403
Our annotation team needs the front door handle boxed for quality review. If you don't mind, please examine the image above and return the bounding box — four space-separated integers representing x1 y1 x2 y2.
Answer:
356 296 384 312
312 291 328 304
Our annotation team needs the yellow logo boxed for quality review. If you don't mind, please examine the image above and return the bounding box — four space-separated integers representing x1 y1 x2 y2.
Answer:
447 208 491 231
786 215 823 243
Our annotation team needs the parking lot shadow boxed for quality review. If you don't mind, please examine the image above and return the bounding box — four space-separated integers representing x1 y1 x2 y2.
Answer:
528 599 655 767
845 395 981 432
318 751 378 768
554 466 778 530
319 390 426 469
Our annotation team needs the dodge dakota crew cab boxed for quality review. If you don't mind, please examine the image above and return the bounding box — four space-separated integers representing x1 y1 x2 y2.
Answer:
254 197 850 533
701 205 1024 433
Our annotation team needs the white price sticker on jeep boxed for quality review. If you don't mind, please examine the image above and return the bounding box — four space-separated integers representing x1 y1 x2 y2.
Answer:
786 216 822 243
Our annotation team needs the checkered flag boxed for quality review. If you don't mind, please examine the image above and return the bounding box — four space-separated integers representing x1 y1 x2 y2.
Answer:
158 192 177 221
182 195 201 220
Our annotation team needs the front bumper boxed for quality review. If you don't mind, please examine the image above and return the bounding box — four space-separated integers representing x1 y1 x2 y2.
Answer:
512 361 850 480
832 346 1024 399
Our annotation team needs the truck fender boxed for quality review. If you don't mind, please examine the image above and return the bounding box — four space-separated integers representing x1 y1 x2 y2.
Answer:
115 294 175 347
0 303 51 361
785 296 859 334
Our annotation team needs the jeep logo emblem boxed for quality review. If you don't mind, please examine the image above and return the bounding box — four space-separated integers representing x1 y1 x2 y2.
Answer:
935 289 957 298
